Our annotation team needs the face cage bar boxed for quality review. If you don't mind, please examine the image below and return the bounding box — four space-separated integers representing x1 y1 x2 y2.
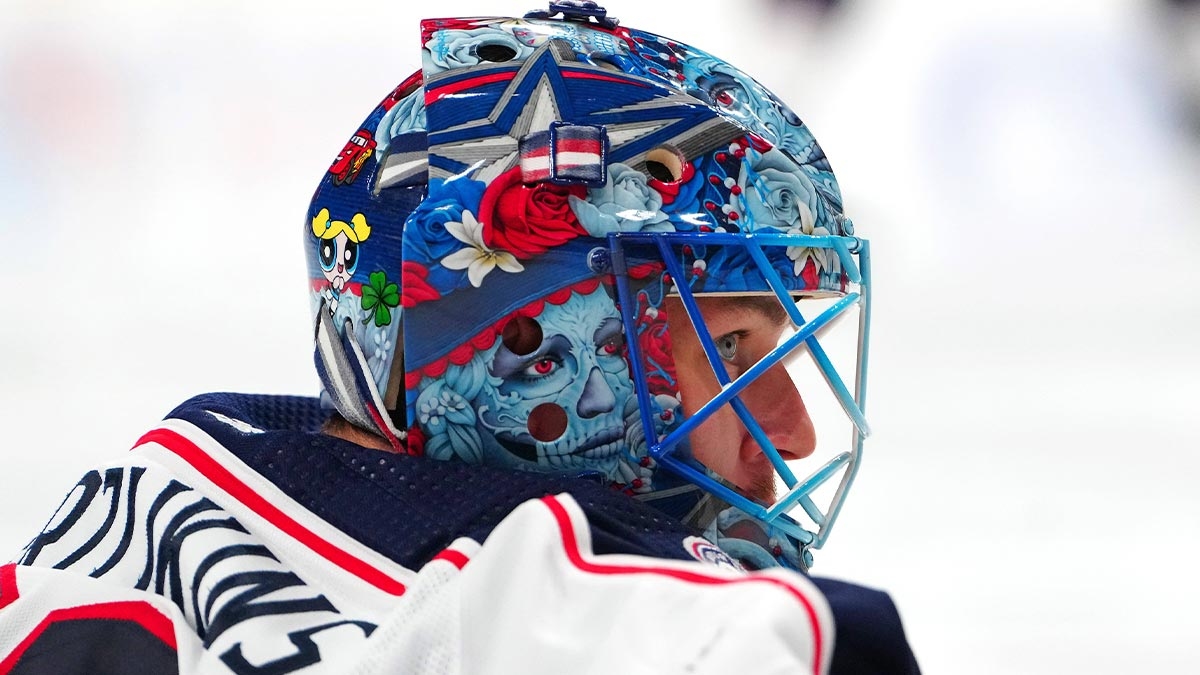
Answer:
608 231 872 551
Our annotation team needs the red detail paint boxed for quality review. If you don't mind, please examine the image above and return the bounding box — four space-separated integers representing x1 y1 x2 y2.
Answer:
472 330 500 351
626 262 662 280
309 278 364 296
478 166 588 258
730 185 742 196
422 358 449 379
426 71 516 103
539 496 825 675
381 70 423 112
747 132 773 153
132 428 407 596
727 211 739 221
406 425 426 457
402 261 441 308
0 600 177 674
562 70 645 87
446 343 476 367
365 403 403 453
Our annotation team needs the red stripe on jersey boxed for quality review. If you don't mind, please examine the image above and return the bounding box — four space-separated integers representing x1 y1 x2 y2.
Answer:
0 600 176 674
431 548 471 570
540 495 825 675
134 428 407 596
0 564 18 610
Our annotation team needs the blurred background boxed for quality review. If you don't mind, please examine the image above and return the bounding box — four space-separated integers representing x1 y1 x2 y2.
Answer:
2 0 1199 671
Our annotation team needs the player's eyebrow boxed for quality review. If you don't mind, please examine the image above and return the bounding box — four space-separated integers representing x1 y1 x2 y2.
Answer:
706 296 788 326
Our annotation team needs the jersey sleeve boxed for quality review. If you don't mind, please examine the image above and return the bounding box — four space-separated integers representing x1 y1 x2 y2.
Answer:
356 493 836 675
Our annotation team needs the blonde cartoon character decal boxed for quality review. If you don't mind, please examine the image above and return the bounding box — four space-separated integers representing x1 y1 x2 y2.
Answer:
312 207 372 312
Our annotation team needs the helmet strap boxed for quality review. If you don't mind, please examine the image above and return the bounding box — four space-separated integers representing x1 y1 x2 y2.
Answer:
313 301 407 452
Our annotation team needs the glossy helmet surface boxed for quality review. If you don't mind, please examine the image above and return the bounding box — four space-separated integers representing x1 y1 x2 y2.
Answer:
305 2 871 570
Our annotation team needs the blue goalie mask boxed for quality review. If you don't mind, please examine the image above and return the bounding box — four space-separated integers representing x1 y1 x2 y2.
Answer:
304 2 871 571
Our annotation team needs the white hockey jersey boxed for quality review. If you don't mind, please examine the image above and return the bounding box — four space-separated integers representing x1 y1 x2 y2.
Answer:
1 394 840 674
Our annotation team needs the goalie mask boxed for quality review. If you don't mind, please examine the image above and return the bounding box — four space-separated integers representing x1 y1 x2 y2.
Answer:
305 2 871 571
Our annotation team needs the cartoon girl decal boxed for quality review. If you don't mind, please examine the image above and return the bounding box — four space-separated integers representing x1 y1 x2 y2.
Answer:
312 208 371 312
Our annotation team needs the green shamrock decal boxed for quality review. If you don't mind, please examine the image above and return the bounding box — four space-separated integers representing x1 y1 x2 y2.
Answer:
361 270 400 327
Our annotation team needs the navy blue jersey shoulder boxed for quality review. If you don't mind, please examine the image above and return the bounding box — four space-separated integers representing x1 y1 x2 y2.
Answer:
811 577 921 674
166 393 919 673
166 392 701 569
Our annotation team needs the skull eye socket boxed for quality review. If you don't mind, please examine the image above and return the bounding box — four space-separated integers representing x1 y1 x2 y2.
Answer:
527 403 568 442
502 316 543 356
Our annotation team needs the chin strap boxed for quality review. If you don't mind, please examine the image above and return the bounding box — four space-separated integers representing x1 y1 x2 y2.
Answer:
314 300 407 452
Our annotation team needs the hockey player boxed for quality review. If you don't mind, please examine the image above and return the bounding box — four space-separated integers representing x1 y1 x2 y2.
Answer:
1 4 918 673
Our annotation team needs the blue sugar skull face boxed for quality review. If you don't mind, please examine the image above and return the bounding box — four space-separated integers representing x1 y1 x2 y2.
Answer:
412 284 654 488
474 286 636 472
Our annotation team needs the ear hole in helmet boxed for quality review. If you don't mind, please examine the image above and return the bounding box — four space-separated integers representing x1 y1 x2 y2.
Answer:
644 144 687 183
502 315 543 356
528 403 568 442
477 43 518 63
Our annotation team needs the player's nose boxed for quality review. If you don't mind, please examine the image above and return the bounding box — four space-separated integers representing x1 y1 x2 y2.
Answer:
744 361 816 460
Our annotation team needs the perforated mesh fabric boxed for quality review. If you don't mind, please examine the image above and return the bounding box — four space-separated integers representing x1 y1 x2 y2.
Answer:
166 393 702 570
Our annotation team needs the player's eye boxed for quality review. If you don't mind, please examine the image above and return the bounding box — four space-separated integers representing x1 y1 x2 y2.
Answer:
319 240 336 271
343 240 359 274
716 333 739 361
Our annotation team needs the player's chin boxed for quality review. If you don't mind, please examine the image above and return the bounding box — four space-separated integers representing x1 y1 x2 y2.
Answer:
746 476 778 506
729 465 778 506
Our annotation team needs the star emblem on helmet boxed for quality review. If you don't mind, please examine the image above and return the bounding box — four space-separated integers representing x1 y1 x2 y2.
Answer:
424 39 746 184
